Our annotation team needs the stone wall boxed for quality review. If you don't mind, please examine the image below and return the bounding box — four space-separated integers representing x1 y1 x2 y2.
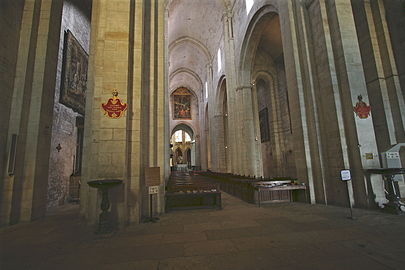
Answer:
385 0 405 99
47 0 91 209
0 1 24 186
0 0 24 225
212 0 391 207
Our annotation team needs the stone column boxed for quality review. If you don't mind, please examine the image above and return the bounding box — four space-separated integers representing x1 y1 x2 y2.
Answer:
1 0 63 224
191 142 196 167
82 0 166 225
206 63 214 171
235 85 261 177
223 10 241 175
250 83 264 177
363 0 405 145
211 114 222 172
323 0 384 206
194 133 201 169
200 94 208 171
294 0 329 204
0 0 30 226
164 7 170 183
281 0 317 203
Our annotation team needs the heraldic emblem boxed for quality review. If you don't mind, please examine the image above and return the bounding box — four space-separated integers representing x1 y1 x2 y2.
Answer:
101 90 128 118
353 95 371 119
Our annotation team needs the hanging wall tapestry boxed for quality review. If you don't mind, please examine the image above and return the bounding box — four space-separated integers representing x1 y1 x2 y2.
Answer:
173 88 192 119
60 30 88 115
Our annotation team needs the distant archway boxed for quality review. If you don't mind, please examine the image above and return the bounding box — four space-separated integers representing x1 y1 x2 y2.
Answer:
171 123 194 139
170 123 197 169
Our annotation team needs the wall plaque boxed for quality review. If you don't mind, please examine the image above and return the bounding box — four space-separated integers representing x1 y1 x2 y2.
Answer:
353 95 371 119
365 153 374 160
145 167 160 186
148 186 159 194
340 170 351 181
101 90 127 118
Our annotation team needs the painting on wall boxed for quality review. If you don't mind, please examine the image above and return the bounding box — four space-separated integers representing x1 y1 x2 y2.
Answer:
173 88 192 119
60 30 88 115
259 107 270 142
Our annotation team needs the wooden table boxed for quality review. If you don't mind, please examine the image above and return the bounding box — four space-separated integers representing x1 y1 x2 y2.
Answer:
255 184 307 206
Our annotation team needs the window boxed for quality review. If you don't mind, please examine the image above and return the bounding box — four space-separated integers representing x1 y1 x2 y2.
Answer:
185 132 191 142
205 81 208 99
246 0 254 15
173 130 192 143
174 130 182 142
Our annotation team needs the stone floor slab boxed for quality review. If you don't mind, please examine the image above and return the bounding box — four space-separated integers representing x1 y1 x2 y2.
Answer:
1 179 405 270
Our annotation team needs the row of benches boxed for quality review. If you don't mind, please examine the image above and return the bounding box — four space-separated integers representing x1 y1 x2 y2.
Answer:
165 172 222 211
201 172 307 205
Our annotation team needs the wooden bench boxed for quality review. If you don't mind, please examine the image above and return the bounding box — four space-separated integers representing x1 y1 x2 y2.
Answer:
165 173 222 211
165 191 221 211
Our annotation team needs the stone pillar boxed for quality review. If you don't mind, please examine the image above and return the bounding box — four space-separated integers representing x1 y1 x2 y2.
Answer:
1 0 63 225
164 7 170 183
206 63 214 171
294 0 329 204
200 96 207 171
280 0 317 203
81 0 166 225
323 0 385 207
194 134 201 169
250 83 264 177
191 142 196 167
235 86 261 177
363 0 405 145
223 10 241 175
0 0 25 226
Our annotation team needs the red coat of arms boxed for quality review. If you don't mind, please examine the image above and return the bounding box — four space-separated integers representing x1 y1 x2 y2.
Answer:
101 90 127 118
353 95 371 119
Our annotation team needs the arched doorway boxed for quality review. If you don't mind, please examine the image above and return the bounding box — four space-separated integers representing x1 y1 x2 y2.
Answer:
170 124 196 171
241 9 297 179
169 87 201 171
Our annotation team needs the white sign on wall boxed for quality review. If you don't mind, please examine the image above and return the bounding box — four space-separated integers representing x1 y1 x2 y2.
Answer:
148 186 159 194
341 170 351 181
386 152 400 159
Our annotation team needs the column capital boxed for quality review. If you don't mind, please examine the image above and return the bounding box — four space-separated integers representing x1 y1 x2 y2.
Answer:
222 11 233 21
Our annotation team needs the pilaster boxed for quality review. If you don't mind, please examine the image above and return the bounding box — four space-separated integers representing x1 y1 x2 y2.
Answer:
0 0 63 224
324 0 384 207
82 0 166 225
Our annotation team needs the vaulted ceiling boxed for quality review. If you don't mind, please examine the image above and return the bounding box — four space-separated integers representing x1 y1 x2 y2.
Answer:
167 0 227 98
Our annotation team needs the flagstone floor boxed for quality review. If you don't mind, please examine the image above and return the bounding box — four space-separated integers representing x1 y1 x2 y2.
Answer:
1 189 405 270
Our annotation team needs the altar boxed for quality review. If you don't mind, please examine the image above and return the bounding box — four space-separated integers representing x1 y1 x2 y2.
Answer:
174 164 188 172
